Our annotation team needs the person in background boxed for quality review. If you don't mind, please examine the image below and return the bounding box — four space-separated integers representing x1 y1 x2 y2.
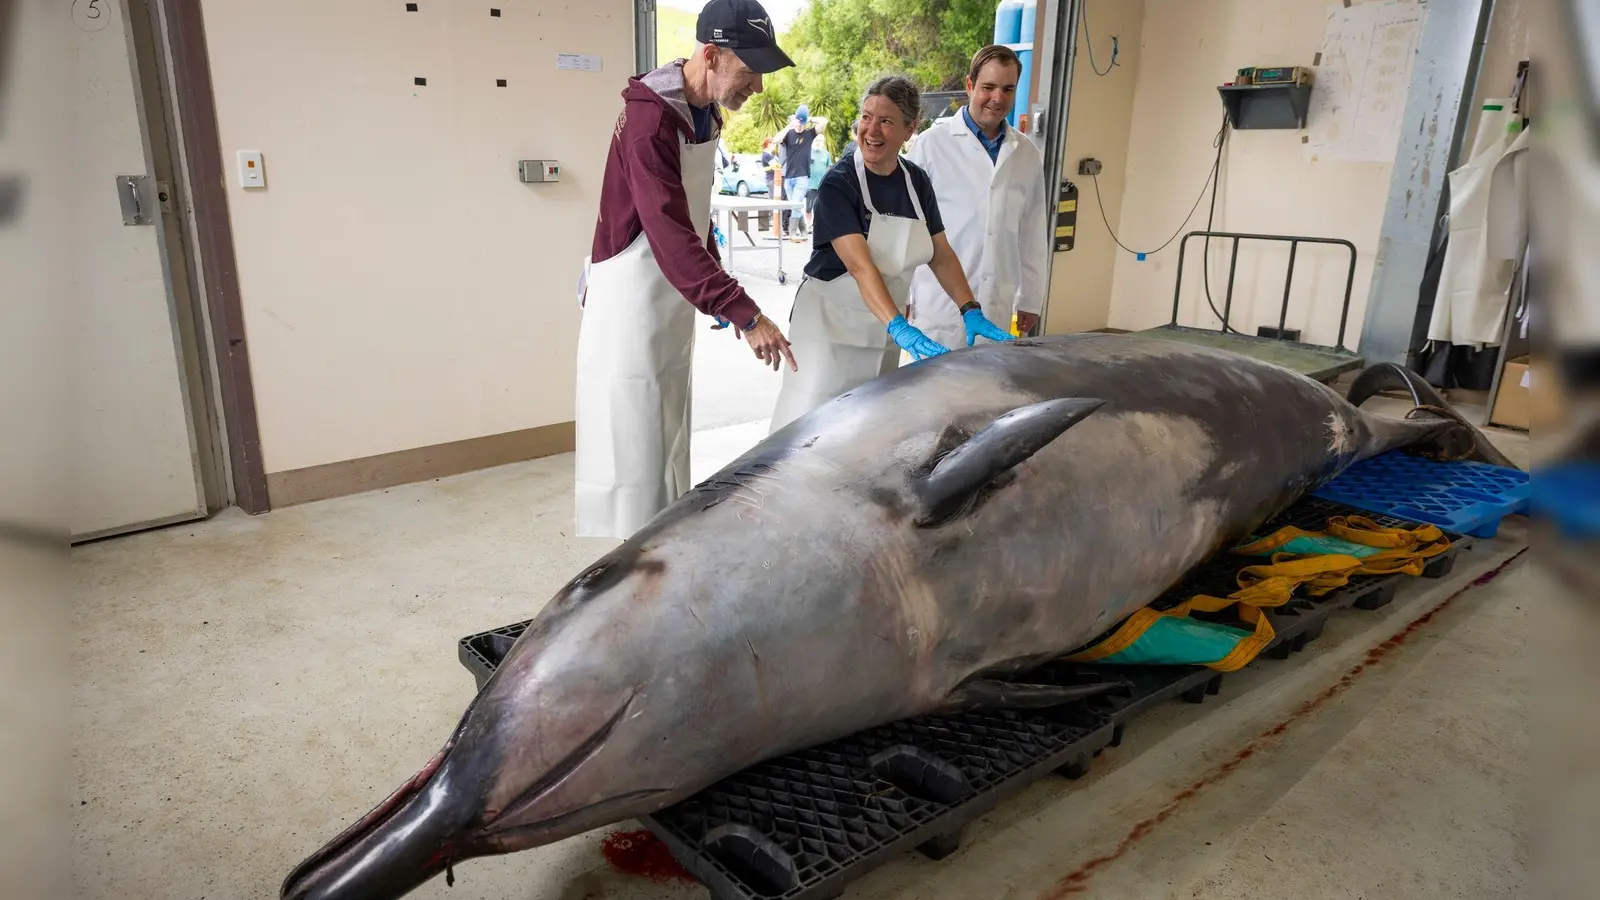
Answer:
806 135 832 234
759 136 782 238
906 44 1050 345
768 75 1012 433
759 137 779 194
777 105 819 238
575 0 798 541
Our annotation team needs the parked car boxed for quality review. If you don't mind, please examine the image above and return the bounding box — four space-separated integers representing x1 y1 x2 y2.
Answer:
717 153 769 197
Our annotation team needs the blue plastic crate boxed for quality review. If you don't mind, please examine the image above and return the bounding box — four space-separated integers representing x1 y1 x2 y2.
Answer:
1313 451 1529 538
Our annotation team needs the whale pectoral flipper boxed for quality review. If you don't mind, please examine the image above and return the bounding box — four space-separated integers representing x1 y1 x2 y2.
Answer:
1346 362 1518 470
937 679 1126 713
913 398 1104 526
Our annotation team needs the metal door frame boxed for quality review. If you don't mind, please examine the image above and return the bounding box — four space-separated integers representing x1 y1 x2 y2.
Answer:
150 0 271 516
636 0 658 74
1034 0 1080 336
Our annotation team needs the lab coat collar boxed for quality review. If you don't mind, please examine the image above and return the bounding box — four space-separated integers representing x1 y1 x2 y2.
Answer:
960 106 1004 162
947 109 1018 169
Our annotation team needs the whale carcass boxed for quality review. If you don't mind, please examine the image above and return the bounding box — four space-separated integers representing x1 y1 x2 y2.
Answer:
281 334 1509 899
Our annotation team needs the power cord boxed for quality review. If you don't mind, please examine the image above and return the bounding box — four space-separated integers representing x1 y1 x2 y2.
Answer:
1199 113 1235 332
1088 112 1235 329
1081 2 1119 77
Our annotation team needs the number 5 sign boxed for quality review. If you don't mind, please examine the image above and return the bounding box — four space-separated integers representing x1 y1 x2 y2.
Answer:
73 0 112 32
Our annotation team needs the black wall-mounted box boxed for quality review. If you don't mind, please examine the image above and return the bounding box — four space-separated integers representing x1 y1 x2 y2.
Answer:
1218 83 1313 130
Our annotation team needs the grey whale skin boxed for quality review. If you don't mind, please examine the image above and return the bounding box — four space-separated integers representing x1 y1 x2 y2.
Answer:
281 334 1509 900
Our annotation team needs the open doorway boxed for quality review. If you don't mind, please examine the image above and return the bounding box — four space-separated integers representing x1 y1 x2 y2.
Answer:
644 0 1072 481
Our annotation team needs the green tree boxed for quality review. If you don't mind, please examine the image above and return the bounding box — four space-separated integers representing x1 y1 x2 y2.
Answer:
655 6 699 62
655 0 998 158
783 0 997 151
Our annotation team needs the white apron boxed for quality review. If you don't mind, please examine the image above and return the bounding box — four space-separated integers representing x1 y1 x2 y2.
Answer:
769 153 934 433
1426 101 1531 347
573 135 719 539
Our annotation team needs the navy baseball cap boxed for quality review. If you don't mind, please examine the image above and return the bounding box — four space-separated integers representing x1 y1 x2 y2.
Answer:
697 0 795 74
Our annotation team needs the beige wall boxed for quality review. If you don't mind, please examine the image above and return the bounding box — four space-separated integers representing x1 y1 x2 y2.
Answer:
201 0 633 474
1043 0 1147 334
1105 0 1408 346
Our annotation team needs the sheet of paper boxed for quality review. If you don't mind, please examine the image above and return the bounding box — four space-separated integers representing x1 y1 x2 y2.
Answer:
556 53 602 72
1305 1 1423 163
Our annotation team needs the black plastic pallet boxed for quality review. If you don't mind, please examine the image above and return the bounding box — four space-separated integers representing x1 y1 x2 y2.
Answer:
456 498 1467 900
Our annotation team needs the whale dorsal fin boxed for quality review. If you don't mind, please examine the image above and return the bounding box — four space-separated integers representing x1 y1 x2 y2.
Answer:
911 397 1103 527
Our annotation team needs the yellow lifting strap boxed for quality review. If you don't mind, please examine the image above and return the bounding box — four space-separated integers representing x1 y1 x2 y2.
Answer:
1067 516 1451 673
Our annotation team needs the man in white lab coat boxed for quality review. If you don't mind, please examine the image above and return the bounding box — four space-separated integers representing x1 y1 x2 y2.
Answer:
907 44 1050 346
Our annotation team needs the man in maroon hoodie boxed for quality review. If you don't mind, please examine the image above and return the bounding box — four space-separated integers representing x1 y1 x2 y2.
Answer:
574 0 797 540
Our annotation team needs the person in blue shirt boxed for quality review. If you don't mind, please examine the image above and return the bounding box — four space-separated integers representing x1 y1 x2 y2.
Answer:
777 105 820 237
805 138 832 235
768 75 1013 433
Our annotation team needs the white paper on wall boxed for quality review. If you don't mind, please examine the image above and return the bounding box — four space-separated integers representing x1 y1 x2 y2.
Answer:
1305 1 1424 163
557 53 603 72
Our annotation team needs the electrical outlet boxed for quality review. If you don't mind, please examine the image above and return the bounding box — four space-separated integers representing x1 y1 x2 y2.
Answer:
518 160 561 183
1077 158 1103 176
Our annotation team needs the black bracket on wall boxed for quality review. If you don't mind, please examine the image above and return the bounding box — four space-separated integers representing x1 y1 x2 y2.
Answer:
1218 83 1313 130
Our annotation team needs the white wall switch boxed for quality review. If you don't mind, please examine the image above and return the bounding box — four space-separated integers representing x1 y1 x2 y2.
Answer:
555 53 602 72
237 150 266 189
518 160 561 183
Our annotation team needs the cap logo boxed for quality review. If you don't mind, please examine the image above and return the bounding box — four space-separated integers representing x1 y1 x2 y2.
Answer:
713 27 723 38
747 17 771 36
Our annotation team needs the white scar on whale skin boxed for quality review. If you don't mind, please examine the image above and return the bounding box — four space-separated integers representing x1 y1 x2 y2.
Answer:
1326 411 1354 454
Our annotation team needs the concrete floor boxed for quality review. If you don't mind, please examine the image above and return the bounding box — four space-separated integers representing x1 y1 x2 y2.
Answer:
691 240 798 432
72 344 1534 900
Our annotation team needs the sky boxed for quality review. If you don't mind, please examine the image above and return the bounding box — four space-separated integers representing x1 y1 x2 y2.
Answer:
660 0 812 34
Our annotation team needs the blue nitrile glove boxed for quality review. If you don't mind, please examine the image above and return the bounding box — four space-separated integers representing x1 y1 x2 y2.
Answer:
887 315 950 361
711 315 730 330
963 306 1016 346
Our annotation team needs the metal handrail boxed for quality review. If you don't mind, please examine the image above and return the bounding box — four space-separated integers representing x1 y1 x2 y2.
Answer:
1169 230 1358 352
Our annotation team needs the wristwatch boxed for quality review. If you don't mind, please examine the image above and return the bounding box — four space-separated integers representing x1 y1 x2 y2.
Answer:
958 301 982 315
740 313 764 332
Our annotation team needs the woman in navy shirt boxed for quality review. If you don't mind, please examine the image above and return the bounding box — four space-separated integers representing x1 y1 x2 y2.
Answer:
769 75 1012 433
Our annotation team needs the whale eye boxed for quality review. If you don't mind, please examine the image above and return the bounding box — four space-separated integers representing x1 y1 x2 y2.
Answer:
573 562 613 589
572 557 614 592
550 562 616 610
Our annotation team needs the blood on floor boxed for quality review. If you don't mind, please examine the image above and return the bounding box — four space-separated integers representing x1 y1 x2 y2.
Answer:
601 829 699 884
1038 548 1526 898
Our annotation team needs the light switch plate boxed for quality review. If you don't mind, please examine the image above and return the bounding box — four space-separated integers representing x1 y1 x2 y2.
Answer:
237 150 266 189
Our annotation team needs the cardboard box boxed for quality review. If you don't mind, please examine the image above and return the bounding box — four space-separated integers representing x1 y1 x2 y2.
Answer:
1527 356 1565 430
1489 356 1530 430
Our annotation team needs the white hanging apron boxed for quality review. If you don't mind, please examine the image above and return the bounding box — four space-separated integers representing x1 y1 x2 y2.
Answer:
573 135 719 539
1427 101 1530 347
768 153 934 434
